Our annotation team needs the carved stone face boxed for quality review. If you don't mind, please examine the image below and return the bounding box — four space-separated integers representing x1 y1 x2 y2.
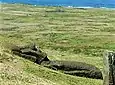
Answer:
35 51 49 64
11 44 49 64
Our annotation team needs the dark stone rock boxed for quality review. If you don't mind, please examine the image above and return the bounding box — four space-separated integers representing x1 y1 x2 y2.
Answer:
11 43 103 80
11 44 49 64
41 60 103 79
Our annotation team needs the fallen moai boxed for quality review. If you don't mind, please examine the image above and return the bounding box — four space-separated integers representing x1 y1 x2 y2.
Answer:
11 43 49 64
11 44 103 79
41 60 103 79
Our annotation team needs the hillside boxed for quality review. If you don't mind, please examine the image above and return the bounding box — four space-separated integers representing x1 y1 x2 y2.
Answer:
0 3 115 85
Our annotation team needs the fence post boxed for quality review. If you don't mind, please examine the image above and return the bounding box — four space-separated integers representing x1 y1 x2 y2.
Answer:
103 51 115 85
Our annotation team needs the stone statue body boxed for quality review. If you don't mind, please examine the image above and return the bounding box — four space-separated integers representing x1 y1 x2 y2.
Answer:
11 44 103 79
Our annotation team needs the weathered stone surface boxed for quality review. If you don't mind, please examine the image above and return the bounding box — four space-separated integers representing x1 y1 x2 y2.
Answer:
41 60 103 79
11 44 49 64
103 51 115 85
11 44 103 80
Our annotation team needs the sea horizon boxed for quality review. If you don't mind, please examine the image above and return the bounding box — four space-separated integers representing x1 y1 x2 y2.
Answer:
1 0 115 9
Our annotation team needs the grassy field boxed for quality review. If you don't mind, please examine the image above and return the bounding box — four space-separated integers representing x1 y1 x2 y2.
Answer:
0 3 115 85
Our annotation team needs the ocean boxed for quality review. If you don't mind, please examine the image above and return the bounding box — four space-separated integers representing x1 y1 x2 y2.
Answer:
1 0 115 8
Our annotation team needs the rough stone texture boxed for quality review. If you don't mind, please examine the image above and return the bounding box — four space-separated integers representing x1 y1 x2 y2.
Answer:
11 44 103 80
41 60 103 79
11 44 49 64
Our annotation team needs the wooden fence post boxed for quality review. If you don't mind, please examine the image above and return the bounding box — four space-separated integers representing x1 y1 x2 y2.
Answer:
103 51 115 85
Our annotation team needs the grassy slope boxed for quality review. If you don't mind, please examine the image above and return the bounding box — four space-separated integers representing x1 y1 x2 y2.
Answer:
0 46 102 85
0 3 115 85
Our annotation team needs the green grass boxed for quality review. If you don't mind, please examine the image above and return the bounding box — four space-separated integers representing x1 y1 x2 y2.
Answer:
0 3 115 85
0 46 102 85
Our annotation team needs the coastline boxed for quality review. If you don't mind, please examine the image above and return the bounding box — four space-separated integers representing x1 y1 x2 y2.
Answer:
1 1 115 10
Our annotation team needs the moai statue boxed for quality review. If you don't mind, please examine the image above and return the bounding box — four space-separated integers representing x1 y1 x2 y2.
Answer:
103 51 115 85
11 43 49 64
